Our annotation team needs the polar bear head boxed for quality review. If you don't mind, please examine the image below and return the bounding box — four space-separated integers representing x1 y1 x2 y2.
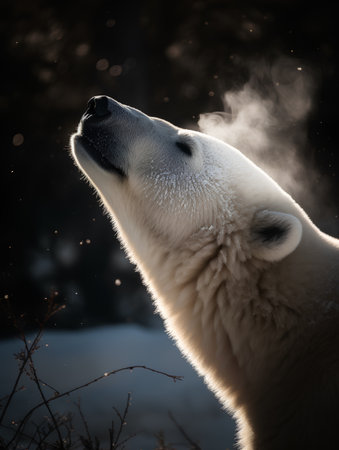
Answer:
71 96 304 266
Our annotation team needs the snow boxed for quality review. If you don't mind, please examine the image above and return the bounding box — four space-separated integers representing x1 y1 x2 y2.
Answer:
0 325 236 449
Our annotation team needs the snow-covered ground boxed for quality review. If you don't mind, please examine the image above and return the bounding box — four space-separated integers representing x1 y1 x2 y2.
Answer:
0 325 236 449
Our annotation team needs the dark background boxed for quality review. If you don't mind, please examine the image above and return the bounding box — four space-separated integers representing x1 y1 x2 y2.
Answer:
1 0 338 335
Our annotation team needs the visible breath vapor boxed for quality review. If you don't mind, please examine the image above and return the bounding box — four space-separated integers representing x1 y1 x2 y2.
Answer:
198 57 330 226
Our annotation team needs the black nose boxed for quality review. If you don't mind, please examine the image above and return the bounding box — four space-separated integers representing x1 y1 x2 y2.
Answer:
86 96 110 118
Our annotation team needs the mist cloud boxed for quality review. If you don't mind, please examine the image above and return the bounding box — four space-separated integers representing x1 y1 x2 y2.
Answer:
198 57 332 228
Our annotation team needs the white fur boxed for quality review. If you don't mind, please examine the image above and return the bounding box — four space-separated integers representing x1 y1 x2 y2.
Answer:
71 98 339 449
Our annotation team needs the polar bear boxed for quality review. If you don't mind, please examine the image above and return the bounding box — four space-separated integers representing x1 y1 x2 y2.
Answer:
71 96 339 449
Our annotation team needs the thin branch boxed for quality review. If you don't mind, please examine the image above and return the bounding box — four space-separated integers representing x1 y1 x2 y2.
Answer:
37 378 60 396
0 423 40 447
109 419 114 449
112 392 130 448
75 399 92 447
168 411 202 450
23 334 65 449
30 413 72 449
154 430 175 450
112 432 137 450
0 296 64 428
0 328 43 426
0 385 26 406
5 365 183 449
27 425 40 449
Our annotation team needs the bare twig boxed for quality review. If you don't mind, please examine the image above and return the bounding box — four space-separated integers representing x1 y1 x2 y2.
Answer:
37 378 60 396
0 296 64 428
27 424 40 449
30 413 72 449
23 333 65 449
154 431 175 450
111 392 130 448
5 365 183 448
109 419 114 449
1 296 185 449
0 385 26 407
0 329 43 427
168 411 202 450
0 423 40 448
75 399 92 447
0 297 66 449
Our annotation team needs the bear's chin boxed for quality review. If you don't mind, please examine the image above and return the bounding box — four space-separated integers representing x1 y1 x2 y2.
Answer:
72 134 126 178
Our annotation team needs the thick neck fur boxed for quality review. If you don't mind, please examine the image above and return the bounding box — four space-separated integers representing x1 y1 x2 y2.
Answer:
125 222 339 450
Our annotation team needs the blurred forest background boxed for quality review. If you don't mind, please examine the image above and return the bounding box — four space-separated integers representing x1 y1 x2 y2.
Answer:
1 0 338 335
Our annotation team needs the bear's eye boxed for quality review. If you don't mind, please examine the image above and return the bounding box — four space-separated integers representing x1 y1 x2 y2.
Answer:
175 141 192 157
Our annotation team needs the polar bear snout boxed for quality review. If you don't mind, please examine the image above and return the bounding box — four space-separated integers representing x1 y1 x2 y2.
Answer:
85 96 111 118
73 96 158 179
71 96 136 178
81 96 129 127
81 96 149 126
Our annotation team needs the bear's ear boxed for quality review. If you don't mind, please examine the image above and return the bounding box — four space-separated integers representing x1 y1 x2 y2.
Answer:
250 210 302 262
